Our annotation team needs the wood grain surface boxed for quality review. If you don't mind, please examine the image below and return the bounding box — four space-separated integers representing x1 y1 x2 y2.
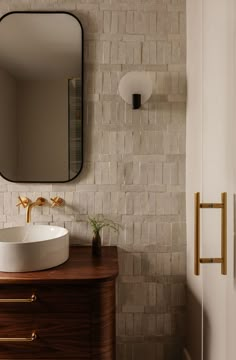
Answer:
0 246 118 359
0 246 118 284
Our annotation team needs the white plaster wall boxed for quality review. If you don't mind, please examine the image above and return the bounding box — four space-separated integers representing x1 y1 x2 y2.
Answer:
186 0 236 359
186 0 203 356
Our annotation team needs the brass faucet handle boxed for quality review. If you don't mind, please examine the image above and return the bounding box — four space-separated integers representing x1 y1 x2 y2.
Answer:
16 196 30 208
50 196 64 208
35 197 46 206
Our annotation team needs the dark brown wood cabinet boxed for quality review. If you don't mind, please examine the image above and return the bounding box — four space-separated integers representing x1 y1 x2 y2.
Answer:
0 246 118 360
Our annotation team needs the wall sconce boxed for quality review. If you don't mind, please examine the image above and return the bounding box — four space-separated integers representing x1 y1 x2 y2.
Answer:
118 71 152 109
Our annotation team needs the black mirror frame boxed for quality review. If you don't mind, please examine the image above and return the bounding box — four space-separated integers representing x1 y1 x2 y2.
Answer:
0 11 83 183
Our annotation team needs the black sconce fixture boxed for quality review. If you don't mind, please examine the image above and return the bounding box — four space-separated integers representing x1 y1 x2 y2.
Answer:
132 94 141 109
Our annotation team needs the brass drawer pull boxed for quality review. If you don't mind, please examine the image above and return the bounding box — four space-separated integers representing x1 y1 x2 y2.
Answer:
0 294 37 303
194 192 227 275
0 331 37 342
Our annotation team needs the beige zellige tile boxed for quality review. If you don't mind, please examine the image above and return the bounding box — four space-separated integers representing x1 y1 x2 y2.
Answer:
180 11 186 34
102 40 110 64
143 313 156 335
142 41 150 65
147 283 156 306
124 162 133 185
133 313 143 335
168 11 179 34
171 252 186 275
171 283 186 307
103 10 111 33
126 11 134 34
65 192 75 215
149 12 157 33
132 343 157 360
141 253 157 275
149 41 157 65
172 222 186 250
133 253 142 275
0 193 4 215
119 252 134 275
156 253 171 275
125 41 134 64
2 0 186 356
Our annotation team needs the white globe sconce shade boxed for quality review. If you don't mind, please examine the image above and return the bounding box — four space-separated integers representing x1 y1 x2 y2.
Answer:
118 71 152 109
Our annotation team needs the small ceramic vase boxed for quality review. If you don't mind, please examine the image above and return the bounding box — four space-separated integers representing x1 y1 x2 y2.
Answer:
92 232 102 257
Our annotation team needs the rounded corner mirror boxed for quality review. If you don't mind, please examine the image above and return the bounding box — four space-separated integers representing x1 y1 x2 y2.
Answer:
0 11 83 183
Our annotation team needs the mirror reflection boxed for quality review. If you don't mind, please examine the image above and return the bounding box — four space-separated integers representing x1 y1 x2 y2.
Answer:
0 12 83 182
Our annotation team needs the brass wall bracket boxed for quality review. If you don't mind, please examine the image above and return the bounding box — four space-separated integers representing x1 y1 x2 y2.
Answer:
194 192 227 276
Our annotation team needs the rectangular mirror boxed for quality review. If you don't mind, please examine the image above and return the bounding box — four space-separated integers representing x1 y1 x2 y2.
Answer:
0 11 83 182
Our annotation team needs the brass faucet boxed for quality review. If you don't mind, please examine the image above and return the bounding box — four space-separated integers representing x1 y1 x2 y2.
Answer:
26 197 46 223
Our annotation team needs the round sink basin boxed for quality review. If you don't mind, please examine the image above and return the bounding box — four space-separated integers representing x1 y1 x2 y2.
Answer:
0 225 69 272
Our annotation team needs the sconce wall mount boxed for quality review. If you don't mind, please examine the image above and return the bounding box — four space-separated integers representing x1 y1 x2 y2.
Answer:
118 71 152 109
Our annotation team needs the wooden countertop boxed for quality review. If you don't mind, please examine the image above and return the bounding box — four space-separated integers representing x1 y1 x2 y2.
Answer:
0 246 118 284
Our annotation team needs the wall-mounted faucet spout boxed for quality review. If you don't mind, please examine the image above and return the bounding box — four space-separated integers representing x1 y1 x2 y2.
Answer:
26 197 46 223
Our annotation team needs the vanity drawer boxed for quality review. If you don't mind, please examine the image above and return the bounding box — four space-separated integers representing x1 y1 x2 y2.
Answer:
0 247 118 360
0 313 90 359
0 285 91 313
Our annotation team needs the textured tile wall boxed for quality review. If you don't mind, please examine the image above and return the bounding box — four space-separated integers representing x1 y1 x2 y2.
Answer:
0 0 186 359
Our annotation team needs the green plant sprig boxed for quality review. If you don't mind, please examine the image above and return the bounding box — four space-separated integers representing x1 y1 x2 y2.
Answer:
88 216 120 235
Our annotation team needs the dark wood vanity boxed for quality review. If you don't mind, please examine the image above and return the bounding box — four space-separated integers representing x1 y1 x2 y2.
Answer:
0 246 118 359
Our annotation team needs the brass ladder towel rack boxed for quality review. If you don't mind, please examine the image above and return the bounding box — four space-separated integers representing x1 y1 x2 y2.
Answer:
194 192 227 276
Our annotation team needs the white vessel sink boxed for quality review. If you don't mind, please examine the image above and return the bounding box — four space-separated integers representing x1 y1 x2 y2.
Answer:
0 225 69 272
